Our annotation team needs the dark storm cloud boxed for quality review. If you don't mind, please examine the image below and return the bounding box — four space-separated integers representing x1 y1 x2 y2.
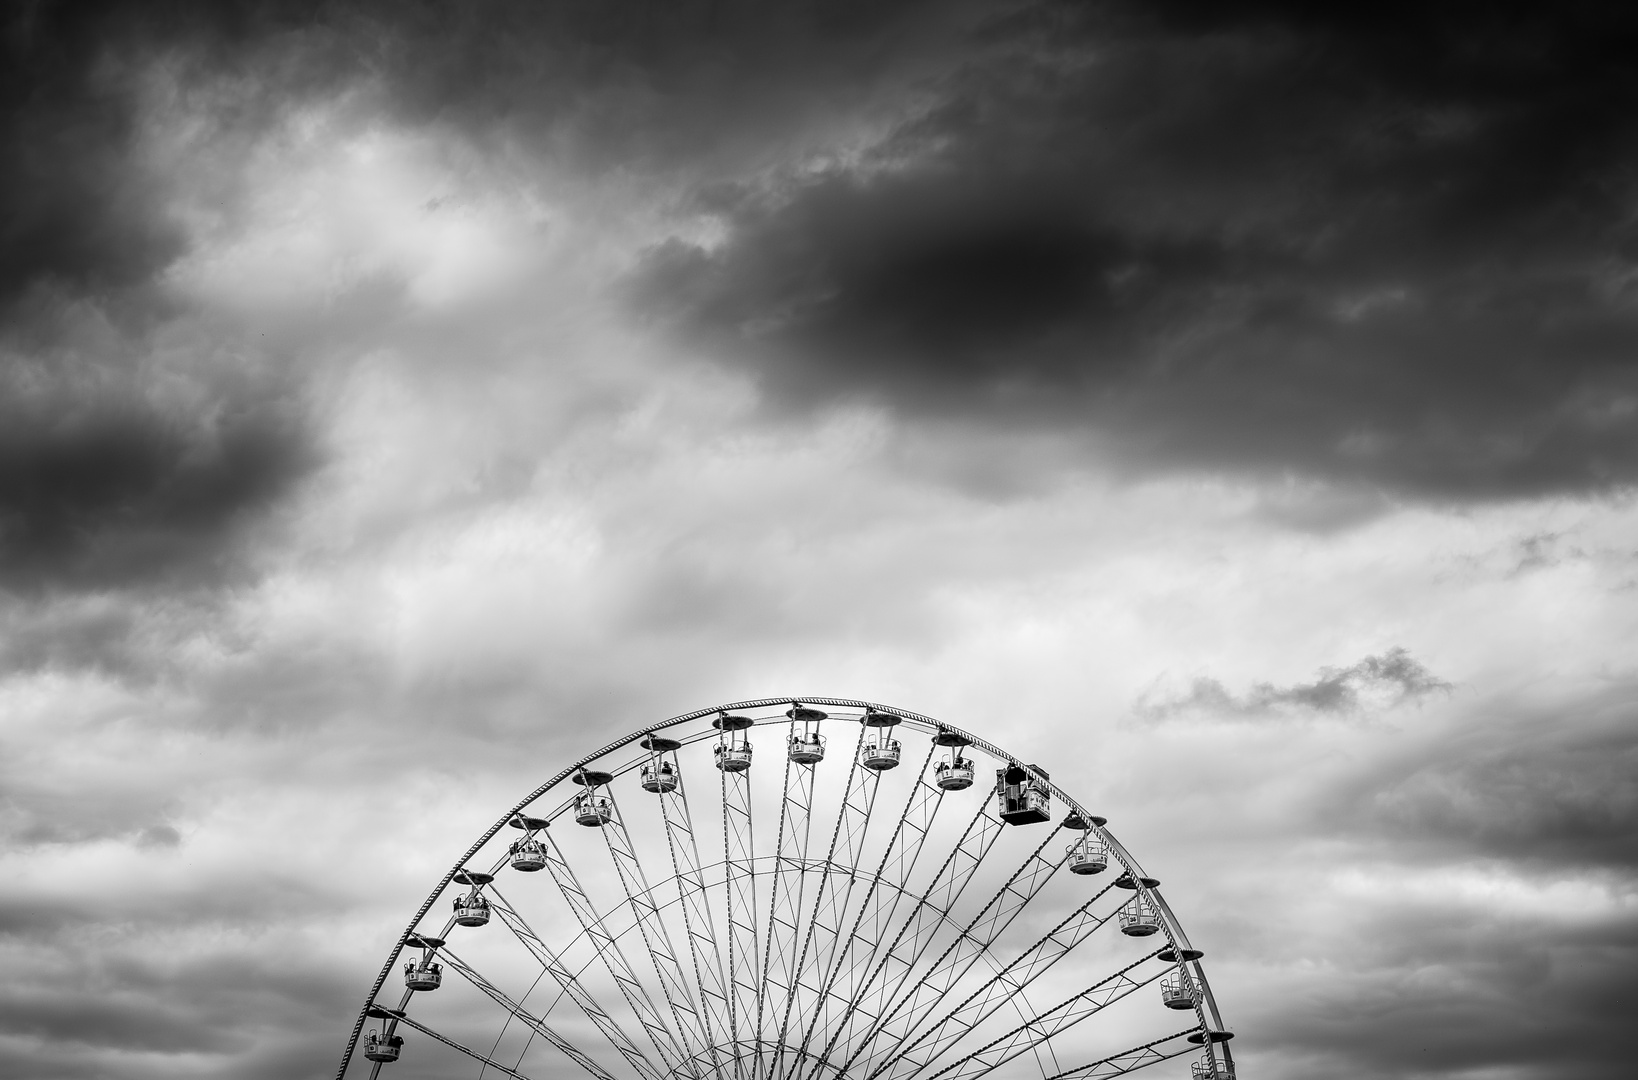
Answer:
2 2 337 596
1266 930 1636 1080
634 1 1638 499
1351 690 1638 870
1137 647 1450 720
0 398 310 591
0 946 357 1078
14 3 1638 502
0 0 342 308
1231 681 1638 1080
0 991 244 1054
2 1 177 305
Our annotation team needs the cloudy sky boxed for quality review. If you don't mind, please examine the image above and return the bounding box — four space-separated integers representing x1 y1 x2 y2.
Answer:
2 1 1636 1077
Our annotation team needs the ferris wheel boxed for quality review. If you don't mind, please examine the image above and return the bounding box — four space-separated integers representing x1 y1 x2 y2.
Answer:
336 698 1235 1080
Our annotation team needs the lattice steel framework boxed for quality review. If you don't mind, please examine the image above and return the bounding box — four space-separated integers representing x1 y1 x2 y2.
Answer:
336 698 1235 1080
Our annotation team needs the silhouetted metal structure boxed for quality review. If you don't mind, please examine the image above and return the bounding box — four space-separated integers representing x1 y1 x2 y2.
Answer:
337 697 1234 1080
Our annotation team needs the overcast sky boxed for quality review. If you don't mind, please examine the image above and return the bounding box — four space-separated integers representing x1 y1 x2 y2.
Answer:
2 1 1636 1078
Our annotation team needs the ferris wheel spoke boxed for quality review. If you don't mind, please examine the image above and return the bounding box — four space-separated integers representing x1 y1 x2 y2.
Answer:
657 759 735 1054
485 885 669 1080
879 879 1126 1080
536 827 693 1073
850 824 1066 1080
806 740 946 1072
914 946 1168 1080
433 945 623 1080
1041 1026 1204 1080
600 790 717 1077
769 722 870 1079
720 744 761 1079
758 719 819 1080
836 802 1006 1080
786 731 885 1074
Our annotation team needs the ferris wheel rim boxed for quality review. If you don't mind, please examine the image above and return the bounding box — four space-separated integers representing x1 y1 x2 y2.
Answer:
336 696 1234 1080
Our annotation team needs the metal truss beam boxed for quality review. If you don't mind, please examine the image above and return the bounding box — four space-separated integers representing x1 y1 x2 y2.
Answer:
1043 1027 1203 1080
804 740 946 1074
537 826 690 1073
784 729 884 1075
487 884 666 1080
437 944 621 1080
601 791 716 1077
722 756 760 1080
835 801 1004 1080
758 722 819 1080
921 947 1168 1080
657 761 735 1056
878 879 1124 1080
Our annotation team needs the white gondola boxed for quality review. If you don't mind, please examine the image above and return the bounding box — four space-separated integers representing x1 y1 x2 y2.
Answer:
1067 833 1108 875
404 959 443 991
1192 1058 1234 1080
640 737 683 792
934 755 974 790
714 742 753 772
509 837 547 871
715 712 755 772
933 729 975 790
788 732 827 764
640 760 679 793
453 893 490 927
1118 894 1161 936
574 791 614 826
364 1031 404 1063
861 737 901 770
1162 969 1200 1009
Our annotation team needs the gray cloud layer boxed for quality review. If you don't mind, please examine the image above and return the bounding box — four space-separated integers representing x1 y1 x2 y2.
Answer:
632 2 1638 498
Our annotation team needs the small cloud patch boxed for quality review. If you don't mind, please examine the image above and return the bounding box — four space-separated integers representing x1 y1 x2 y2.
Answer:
1137 647 1450 722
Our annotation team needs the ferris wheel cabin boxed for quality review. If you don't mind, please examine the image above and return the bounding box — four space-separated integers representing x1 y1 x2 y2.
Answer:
932 728 975 789
1118 892 1162 936
996 764 1052 824
788 704 828 763
640 758 679 792
714 712 755 771
860 708 903 770
363 1031 404 1062
1162 968 1202 1010
788 731 827 763
402 933 444 991
1067 831 1109 874
640 735 683 792
1193 1058 1235 1080
509 836 547 871
573 770 616 826
451 869 493 927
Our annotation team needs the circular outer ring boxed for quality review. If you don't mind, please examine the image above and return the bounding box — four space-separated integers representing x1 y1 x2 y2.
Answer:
334 695 1232 1079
